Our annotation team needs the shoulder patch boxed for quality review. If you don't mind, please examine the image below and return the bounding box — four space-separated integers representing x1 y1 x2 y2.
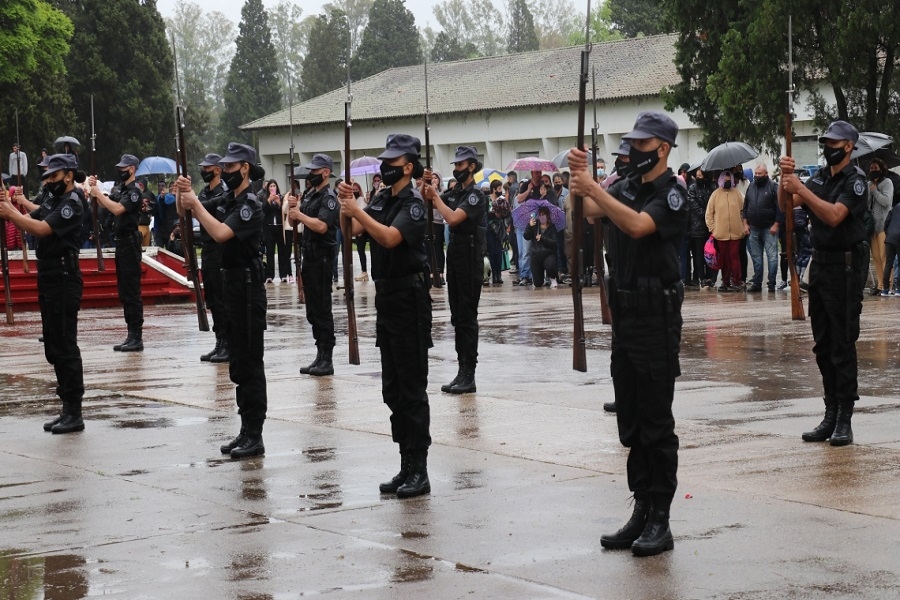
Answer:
853 179 866 196
130 192 140 204
668 189 684 210
468 193 479 206
327 198 337 211
61 205 74 220
409 202 424 220
240 204 253 221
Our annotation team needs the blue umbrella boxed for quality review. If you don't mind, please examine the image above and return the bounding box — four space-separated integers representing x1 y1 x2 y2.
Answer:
136 156 177 177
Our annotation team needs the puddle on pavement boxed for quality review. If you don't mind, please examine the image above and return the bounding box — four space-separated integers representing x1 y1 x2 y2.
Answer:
0 552 89 600
241 477 267 501
303 447 336 463
227 551 269 583
391 549 435 584
453 470 484 491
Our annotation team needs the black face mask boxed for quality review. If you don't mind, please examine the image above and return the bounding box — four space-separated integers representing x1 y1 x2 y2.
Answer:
221 169 245 191
380 162 406 187
453 169 471 185
118 169 131 182
554 184 562 191
306 173 324 188
870 170 882 180
823 145 847 167
723 180 733 190
755 176 769 186
200 170 216 183
628 145 662 176
45 179 67 197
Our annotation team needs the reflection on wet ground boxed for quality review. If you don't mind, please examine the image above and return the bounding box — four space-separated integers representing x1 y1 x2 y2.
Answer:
4 284 900 597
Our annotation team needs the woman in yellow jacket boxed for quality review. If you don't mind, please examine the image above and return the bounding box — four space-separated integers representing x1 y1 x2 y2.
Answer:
705 170 746 291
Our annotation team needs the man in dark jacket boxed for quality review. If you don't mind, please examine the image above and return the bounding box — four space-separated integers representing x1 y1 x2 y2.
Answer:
685 169 715 286
742 164 780 292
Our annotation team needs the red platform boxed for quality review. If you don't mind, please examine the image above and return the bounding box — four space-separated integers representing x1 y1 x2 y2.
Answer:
0 248 197 312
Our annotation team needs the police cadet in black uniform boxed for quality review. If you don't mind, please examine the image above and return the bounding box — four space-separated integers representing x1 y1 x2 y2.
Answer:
89 154 144 352
569 112 687 557
421 146 487 394
286 154 340 377
176 143 269 459
337 134 433 499
780 121 869 447
196 153 230 364
0 155 86 433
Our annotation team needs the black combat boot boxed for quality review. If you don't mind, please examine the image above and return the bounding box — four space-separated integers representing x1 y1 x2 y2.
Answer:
209 338 230 363
441 365 465 393
802 397 838 442
113 333 133 351
220 427 247 454
120 331 144 352
600 493 649 550
449 366 476 394
299 348 323 375
829 400 854 446
396 451 430 499
201 334 223 362
631 499 674 557
44 404 66 432
379 451 412 494
51 402 85 434
309 347 334 376
230 429 265 458
603 401 617 413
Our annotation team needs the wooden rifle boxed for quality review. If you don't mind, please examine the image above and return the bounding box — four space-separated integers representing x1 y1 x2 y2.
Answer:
423 57 441 288
89 96 105 271
286 73 305 303
0 179 13 324
172 32 209 331
783 16 805 320
14 110 29 274
590 65 611 325
571 0 591 372
343 36 360 365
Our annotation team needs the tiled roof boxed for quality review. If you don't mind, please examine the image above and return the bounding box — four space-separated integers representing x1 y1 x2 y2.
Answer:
242 34 679 131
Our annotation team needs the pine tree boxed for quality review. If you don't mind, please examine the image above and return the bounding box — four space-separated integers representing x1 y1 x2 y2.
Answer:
506 0 539 53
53 0 175 177
299 8 350 100
219 0 281 147
351 0 421 81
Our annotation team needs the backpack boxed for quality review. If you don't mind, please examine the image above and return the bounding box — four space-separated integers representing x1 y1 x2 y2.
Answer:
704 235 720 270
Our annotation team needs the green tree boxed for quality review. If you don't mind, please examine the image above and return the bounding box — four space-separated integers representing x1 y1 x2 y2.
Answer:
220 0 281 147
299 8 350 100
568 1 623 45
506 0 539 53
530 0 582 49
433 0 504 57
608 0 671 38
53 0 175 177
663 0 900 154
324 0 375 52
352 0 421 81
269 1 307 108
0 0 74 191
430 31 478 63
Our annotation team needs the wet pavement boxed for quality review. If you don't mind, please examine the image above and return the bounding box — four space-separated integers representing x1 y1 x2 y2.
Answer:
3 278 900 598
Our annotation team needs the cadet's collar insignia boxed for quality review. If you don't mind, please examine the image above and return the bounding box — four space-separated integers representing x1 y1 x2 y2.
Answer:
327 198 337 211
130 192 140 203
42 201 53 210
853 179 866 196
61 205 74 220
468 193 479 206
409 202 424 220
667 188 684 210
370 204 384 211
240 204 253 221
217 204 227 214
622 189 636 201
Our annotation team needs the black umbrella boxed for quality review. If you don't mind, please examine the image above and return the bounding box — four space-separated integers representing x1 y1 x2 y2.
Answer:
700 142 759 172
53 136 81 151
851 132 892 159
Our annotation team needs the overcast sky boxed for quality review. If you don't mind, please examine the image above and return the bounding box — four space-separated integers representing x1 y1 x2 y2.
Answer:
154 0 503 30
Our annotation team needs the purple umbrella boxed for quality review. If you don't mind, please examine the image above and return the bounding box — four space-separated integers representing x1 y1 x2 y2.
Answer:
512 199 566 231
349 155 381 176
505 156 559 173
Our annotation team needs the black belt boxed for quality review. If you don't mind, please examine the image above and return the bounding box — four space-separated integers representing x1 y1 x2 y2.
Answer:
374 273 426 294
614 280 682 313
37 252 79 271
221 260 264 284
114 231 139 242
812 249 852 265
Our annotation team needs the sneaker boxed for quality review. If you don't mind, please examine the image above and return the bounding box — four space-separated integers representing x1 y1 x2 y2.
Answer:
881 289 890 297
273 277 281 283
746 283 762 292
718 285 730 292
550 280 558 289
768 284 776 292
799 281 809 291
265 278 273 284
287 276 295 284
870 287 882 296
517 277 532 287
777 281 788 290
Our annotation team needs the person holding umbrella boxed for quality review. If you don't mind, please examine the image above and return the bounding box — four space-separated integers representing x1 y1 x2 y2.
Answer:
88 154 144 352
421 146 488 395
568 111 687 557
